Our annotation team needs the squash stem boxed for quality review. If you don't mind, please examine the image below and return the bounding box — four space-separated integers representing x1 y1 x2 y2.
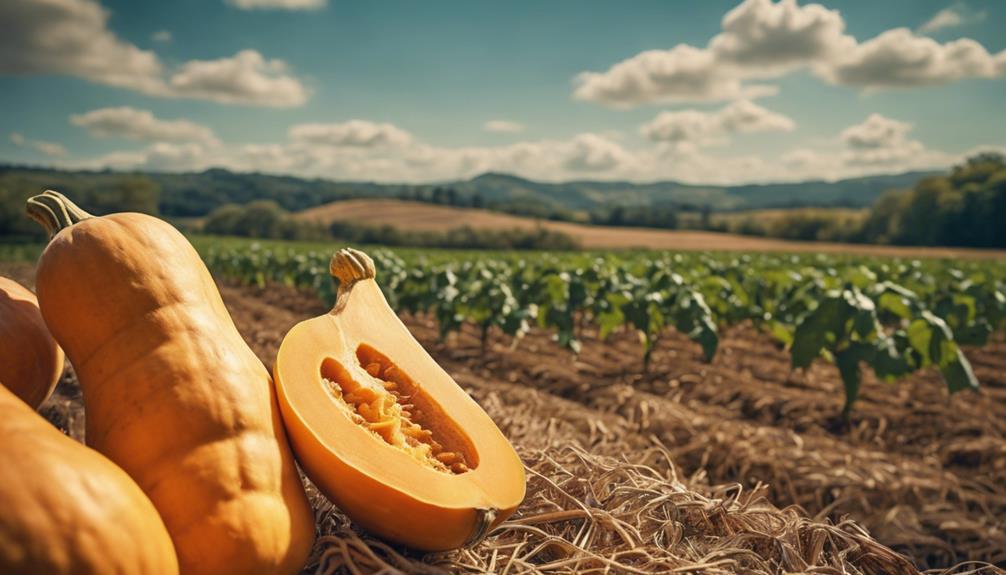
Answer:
329 247 376 313
26 190 93 239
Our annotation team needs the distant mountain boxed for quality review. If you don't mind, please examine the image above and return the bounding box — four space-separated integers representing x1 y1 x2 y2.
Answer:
449 170 937 212
0 163 938 219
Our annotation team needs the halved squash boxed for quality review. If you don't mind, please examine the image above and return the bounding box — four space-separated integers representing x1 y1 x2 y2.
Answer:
0 276 64 409
274 248 525 551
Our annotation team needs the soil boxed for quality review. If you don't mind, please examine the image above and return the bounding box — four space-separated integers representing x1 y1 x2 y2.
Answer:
4 261 1005 574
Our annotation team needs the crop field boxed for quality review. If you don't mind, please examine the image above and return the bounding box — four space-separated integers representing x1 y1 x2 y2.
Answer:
3 238 1005 574
295 199 1006 259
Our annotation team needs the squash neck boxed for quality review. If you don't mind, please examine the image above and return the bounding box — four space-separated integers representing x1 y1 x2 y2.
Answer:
26 190 93 239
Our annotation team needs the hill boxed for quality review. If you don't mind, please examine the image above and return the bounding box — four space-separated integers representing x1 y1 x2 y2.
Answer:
447 171 935 211
0 164 937 219
297 198 1005 258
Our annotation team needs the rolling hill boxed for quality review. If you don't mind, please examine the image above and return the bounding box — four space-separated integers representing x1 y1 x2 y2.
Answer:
296 198 1004 258
0 164 937 218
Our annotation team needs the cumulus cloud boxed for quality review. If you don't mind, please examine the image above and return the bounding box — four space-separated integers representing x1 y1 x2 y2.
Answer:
574 0 1005 107
836 114 934 167
289 120 413 147
561 133 633 172
484 120 525 134
574 45 777 106
167 50 309 107
71 107 219 145
641 100 795 148
710 0 854 71
10 132 67 157
839 114 911 150
0 0 310 107
225 0 326 10
0 0 164 93
89 142 210 171
822 28 1006 88
68 114 989 186
919 4 986 34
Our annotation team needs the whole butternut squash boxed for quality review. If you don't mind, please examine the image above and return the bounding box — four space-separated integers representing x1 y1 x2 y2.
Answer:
275 248 525 551
0 384 179 575
0 276 64 408
26 190 315 575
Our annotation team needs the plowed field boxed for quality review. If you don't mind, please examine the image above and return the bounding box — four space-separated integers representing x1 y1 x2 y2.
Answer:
5 261 1003 575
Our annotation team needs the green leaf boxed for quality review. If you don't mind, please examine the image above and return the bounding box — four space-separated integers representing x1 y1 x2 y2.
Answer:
791 295 851 369
835 344 869 415
940 348 979 394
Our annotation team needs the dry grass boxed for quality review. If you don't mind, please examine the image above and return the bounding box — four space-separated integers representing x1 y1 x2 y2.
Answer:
298 376 924 575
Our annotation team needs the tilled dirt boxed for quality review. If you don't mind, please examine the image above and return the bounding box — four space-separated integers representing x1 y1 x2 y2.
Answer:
5 260 1004 574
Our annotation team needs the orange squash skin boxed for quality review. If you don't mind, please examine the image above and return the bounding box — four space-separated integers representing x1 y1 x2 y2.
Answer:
0 384 179 575
0 276 64 408
29 194 315 575
275 248 525 551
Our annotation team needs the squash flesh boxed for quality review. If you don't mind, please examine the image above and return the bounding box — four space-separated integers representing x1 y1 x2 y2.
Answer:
322 345 474 474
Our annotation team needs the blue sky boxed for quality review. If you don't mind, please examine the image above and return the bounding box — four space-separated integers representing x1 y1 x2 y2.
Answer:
1 0 1004 184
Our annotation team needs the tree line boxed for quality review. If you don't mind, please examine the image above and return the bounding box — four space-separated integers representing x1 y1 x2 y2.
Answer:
202 200 580 251
1 153 1003 248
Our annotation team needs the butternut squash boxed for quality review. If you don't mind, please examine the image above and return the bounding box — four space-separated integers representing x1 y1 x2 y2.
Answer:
0 276 64 408
274 248 525 551
0 384 178 575
26 190 315 575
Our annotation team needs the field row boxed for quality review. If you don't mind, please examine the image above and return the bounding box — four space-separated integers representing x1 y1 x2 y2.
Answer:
202 240 1006 415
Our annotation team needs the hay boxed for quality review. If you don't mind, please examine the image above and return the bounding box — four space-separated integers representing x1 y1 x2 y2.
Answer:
289 373 909 575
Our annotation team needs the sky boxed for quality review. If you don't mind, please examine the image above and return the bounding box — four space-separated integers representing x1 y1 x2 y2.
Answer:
1 0 1004 184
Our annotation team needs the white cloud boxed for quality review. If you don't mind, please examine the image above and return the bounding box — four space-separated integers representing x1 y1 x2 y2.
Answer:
0 0 164 93
151 29 172 43
167 50 309 108
822 28 1006 89
66 114 990 186
288 120 413 147
225 0 326 10
641 100 795 148
837 114 938 167
0 0 309 107
839 113 911 150
71 107 219 145
86 142 211 171
574 0 1004 107
574 45 777 107
484 120 525 134
9 132 67 157
561 133 633 172
919 4 986 34
710 0 854 71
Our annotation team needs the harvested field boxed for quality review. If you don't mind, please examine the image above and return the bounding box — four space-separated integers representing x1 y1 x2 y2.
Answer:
3 260 1003 575
296 199 1006 259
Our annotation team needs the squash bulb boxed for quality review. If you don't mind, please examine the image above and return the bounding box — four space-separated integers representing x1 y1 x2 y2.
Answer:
0 385 178 575
275 248 525 551
0 277 64 409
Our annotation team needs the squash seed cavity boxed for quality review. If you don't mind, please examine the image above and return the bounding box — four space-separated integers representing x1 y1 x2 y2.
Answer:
320 345 477 474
